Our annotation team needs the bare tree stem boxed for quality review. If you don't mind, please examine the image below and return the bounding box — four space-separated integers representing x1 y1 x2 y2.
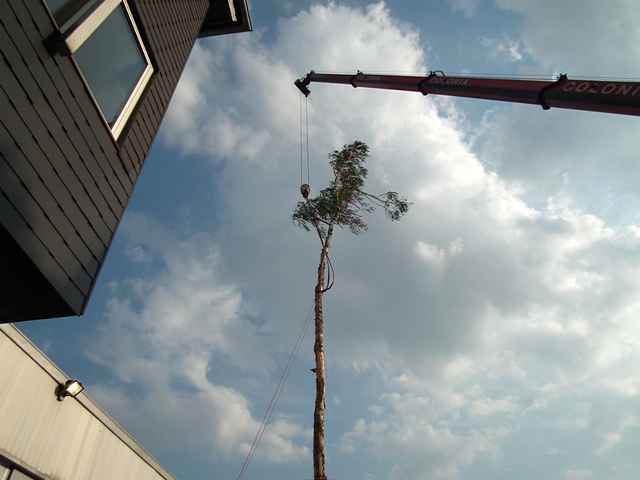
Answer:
313 224 333 480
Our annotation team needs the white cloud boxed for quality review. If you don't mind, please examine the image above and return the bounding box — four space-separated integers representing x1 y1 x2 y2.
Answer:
596 416 640 455
124 244 152 264
483 0 640 227
416 237 464 269
131 1 640 478
448 0 481 18
89 213 308 464
565 469 594 480
494 0 640 75
480 36 527 62
341 386 510 478
469 396 517 417
597 432 622 456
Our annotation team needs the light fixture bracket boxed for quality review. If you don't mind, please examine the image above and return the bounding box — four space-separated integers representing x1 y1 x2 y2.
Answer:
56 379 85 401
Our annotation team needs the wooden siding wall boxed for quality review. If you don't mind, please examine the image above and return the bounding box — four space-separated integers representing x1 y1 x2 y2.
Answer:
0 0 209 320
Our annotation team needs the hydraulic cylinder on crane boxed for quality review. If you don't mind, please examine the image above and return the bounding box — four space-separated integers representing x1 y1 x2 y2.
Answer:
295 70 640 117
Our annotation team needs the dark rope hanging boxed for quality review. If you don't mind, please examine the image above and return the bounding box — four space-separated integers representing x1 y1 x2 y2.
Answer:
298 92 304 187
299 92 311 200
305 96 311 186
322 251 335 293
296 92 334 290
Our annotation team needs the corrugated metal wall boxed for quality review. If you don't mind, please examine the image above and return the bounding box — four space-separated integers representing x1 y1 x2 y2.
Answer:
0 0 209 320
0 324 175 480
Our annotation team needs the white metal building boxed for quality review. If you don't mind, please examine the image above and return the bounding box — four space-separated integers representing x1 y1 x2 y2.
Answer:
0 324 174 480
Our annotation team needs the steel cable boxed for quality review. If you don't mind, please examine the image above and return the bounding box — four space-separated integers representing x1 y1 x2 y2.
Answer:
235 302 314 480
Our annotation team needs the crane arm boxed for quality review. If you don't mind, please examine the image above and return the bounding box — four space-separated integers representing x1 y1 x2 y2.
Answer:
295 70 640 116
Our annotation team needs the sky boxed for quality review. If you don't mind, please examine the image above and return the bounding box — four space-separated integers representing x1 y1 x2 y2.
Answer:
20 1 640 479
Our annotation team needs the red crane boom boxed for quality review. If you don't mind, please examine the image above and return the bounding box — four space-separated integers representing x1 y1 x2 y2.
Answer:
295 70 640 116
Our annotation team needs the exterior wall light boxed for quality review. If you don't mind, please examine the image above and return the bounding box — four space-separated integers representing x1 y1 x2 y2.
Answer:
55 379 85 401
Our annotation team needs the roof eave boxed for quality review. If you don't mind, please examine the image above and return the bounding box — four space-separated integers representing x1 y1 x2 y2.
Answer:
199 0 252 38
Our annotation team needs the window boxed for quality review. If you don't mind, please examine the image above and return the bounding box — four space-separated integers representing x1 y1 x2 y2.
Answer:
7 470 38 480
0 460 38 480
46 0 154 140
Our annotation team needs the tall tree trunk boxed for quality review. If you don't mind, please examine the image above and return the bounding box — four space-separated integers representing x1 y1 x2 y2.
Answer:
313 225 333 480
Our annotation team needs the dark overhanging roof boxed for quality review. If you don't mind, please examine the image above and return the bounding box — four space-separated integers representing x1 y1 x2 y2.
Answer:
199 0 252 38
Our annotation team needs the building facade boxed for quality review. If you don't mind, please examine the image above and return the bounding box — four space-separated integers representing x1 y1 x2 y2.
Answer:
0 0 251 322
0 323 175 480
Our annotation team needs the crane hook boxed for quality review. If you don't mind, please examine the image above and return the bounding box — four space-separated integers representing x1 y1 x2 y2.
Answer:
300 183 311 200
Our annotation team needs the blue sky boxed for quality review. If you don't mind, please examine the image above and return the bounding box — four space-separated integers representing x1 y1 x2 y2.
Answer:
20 1 640 479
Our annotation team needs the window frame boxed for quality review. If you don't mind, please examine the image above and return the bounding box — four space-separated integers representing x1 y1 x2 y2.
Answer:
48 0 154 141
0 454 46 480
